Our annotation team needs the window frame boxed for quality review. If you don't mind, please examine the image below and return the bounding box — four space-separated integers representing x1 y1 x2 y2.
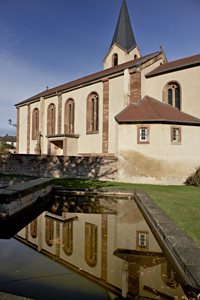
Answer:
64 98 75 134
86 92 99 134
171 126 181 145
137 125 150 144
32 108 39 140
163 81 181 110
63 221 73 256
85 222 98 267
136 231 149 250
112 53 118 66
47 103 56 136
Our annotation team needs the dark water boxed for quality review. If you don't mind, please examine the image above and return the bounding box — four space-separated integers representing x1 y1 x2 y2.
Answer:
0 194 193 299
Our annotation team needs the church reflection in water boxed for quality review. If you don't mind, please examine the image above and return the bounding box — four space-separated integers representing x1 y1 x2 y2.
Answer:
15 196 186 299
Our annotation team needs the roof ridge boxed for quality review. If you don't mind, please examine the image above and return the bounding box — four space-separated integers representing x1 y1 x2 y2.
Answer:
167 53 200 65
146 96 200 121
145 96 163 119
146 53 200 77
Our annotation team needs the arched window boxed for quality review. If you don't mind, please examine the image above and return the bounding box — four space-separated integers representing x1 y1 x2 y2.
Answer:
30 218 37 238
63 221 73 255
112 53 118 66
134 54 138 59
64 99 75 134
85 223 98 267
47 103 56 135
45 218 54 247
32 108 39 140
161 263 179 288
163 82 181 110
86 92 99 134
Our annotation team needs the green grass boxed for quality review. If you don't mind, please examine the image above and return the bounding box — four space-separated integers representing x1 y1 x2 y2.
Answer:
55 178 200 245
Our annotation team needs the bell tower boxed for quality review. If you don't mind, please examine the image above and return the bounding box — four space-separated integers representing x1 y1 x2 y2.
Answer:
103 0 141 69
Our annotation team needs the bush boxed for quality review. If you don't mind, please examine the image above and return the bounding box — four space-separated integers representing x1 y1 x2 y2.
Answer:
3 143 14 149
184 167 200 187
0 142 14 153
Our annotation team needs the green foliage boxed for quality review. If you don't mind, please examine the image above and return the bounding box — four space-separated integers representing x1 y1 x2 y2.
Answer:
0 142 14 153
184 166 200 187
3 143 14 149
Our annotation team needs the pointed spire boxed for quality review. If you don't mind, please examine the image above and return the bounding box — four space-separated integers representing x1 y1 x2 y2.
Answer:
110 0 137 52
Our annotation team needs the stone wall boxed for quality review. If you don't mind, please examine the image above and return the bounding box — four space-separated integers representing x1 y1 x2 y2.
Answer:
0 154 118 181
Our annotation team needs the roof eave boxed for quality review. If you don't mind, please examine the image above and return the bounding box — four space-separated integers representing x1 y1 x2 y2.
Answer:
115 119 200 125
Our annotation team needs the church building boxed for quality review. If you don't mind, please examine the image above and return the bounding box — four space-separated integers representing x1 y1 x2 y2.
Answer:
15 0 200 185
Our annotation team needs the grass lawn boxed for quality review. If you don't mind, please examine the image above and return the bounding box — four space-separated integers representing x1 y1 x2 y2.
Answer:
55 178 200 246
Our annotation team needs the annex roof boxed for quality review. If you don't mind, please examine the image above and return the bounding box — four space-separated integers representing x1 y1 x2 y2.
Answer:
110 0 137 52
15 52 158 107
115 96 200 125
146 53 200 77
0 135 16 142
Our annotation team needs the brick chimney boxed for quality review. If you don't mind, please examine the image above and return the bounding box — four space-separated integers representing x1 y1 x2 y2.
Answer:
129 70 141 104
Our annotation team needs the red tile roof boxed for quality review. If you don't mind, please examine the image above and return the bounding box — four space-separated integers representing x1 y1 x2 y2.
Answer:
115 96 200 125
16 52 158 106
146 53 200 77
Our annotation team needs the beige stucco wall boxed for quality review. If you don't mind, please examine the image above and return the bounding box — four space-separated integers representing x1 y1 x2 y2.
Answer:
43 96 58 154
29 102 40 154
103 44 141 69
59 214 102 278
61 82 103 154
18 106 28 154
117 123 200 185
141 58 164 99
109 75 125 154
146 66 200 118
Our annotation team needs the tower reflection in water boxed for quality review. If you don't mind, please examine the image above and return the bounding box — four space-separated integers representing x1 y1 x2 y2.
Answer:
16 195 187 299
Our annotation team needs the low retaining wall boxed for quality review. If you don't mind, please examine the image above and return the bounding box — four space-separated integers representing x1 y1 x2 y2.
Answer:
0 175 37 188
0 178 55 216
0 154 118 181
134 189 200 297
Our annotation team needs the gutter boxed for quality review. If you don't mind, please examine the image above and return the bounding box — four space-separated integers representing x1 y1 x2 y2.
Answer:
115 118 200 126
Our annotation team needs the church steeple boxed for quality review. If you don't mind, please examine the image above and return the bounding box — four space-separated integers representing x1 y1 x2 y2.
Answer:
103 0 141 69
110 0 136 52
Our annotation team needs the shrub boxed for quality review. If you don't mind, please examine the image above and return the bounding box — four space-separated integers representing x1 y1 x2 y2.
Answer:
184 167 200 187
0 142 14 154
3 143 14 149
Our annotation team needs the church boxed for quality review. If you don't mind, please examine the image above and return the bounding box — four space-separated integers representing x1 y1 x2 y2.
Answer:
15 0 200 185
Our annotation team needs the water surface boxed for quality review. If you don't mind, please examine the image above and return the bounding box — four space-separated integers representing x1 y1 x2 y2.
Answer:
0 194 191 299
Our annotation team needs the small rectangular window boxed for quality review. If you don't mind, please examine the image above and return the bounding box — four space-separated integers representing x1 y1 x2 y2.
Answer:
136 231 149 250
140 128 147 141
139 233 146 247
171 126 181 144
173 128 178 142
137 125 150 144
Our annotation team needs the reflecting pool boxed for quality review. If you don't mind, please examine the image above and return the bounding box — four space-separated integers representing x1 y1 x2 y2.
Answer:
0 194 192 299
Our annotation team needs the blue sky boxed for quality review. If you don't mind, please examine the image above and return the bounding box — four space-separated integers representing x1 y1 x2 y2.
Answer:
0 0 200 136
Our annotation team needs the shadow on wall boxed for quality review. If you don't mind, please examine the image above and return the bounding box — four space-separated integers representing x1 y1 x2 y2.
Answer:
0 154 118 181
